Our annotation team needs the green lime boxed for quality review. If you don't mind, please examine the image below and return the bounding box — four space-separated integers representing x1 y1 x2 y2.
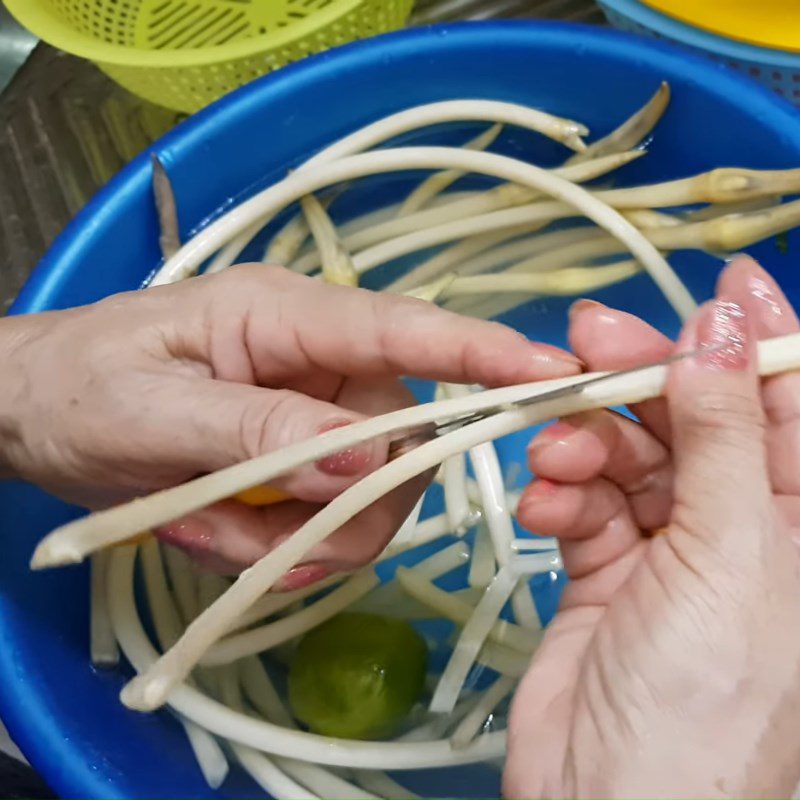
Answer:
288 612 427 740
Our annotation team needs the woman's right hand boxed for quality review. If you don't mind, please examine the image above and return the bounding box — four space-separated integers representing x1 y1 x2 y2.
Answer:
506 255 800 798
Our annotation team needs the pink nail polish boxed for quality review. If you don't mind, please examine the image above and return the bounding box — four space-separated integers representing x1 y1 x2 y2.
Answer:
315 419 375 477
273 563 330 592
528 420 575 456
747 272 789 335
697 299 748 371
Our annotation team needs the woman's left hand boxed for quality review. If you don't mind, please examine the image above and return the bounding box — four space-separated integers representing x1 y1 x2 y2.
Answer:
1 265 580 580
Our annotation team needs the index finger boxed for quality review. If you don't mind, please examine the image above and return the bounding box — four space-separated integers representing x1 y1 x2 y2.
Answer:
234 265 582 387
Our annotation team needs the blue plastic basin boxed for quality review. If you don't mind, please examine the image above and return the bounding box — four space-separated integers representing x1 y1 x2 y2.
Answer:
2 20 800 800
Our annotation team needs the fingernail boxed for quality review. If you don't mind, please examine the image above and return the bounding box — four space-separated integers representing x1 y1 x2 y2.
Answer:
532 342 582 366
525 479 560 500
725 252 750 265
157 518 214 556
528 420 576 455
273 563 330 592
746 271 792 336
696 299 748 371
315 419 376 477
568 298 604 322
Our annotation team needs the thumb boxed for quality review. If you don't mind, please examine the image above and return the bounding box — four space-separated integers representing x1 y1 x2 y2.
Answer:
166 378 390 503
667 297 772 556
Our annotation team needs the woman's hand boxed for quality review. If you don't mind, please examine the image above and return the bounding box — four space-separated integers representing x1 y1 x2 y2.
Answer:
0 265 579 579
505 255 800 798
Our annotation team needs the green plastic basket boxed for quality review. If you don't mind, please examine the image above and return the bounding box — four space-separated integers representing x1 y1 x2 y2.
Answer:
4 0 416 114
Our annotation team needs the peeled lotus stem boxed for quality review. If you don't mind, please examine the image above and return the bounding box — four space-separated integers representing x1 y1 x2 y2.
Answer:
398 123 503 216
566 81 670 165
429 567 529 714
450 675 516 750
107 545 507 769
89 551 118 667
395 567 533 654
468 524 496 588
202 568 379 666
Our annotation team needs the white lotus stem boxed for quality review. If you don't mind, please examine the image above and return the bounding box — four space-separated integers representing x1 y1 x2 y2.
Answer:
398 691 482 743
395 568 532 654
203 568 379 666
511 537 559 553
391 222 605 297
386 228 527 294
510 553 564 575
596 167 800 209
279 760 379 800
478 641 530 679
336 192 476 242
468 525 496 589
162 544 199 625
439 261 641 300
454 391 541 627
128 542 231 788
300 193 358 286
352 200 576 275
404 272 458 302
398 123 503 216
182 719 230 790
235 745 318 800
224 668 364 799
292 150 648 275
36 332 800 571
240 656 296 729
354 770 420 799
450 675 516 750
171 99 591 278
430 567 524 714
141 539 183 649
265 193 335 266
356 541 471 619
566 81 670 165
440 384 473 535
231 572 347 634
108 546 507 769
683 196 780 221
301 100 588 166
90 551 118 667
621 208 681 229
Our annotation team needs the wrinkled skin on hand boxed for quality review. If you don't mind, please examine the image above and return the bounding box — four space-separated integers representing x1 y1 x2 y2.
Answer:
0 264 579 582
505 256 800 799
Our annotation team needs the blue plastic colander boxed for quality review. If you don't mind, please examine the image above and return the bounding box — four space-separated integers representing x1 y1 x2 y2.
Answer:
598 0 800 104
2 20 800 800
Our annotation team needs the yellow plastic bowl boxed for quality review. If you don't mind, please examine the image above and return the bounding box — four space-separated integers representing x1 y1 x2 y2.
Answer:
4 0 415 114
640 0 800 54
